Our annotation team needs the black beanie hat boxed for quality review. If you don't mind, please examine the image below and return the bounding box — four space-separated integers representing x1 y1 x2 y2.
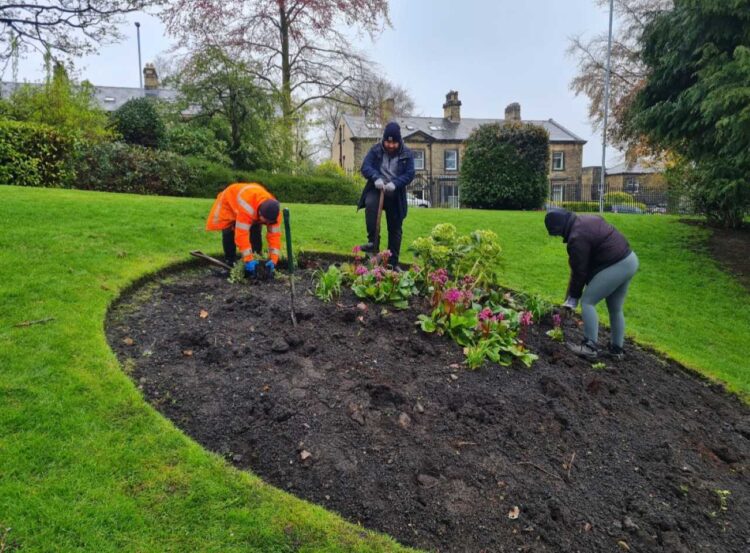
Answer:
258 199 280 222
544 208 574 237
383 121 402 143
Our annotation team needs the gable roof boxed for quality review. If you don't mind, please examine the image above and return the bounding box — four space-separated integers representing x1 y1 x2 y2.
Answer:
342 113 586 144
0 81 199 116
606 161 663 175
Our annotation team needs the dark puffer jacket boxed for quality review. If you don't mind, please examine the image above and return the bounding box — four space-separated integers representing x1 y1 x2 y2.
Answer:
564 214 632 298
358 142 415 221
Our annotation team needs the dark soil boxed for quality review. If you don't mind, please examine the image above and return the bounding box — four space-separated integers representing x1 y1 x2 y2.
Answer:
107 263 750 553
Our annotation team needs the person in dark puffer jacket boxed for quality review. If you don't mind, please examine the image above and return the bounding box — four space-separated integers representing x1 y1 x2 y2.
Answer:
545 208 639 360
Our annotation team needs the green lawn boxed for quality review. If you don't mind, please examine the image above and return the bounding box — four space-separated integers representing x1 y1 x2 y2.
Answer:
1 186 748 552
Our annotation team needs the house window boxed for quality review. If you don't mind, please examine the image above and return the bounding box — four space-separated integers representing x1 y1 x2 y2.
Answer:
413 150 425 171
552 151 565 171
444 149 458 171
551 184 564 202
624 176 639 193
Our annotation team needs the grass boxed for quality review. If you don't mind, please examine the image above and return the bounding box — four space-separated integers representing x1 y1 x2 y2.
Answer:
1 186 748 551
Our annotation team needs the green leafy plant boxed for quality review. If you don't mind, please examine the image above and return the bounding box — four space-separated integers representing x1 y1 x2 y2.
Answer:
409 224 502 288
523 293 553 322
346 249 418 309
228 260 246 284
545 313 564 342
592 362 606 370
313 265 343 302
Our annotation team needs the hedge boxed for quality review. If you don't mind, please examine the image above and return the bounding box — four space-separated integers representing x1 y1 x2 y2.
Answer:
73 142 192 196
557 200 648 212
183 157 361 205
0 120 75 187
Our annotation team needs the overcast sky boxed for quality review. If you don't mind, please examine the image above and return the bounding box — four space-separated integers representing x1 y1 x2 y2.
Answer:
6 0 620 166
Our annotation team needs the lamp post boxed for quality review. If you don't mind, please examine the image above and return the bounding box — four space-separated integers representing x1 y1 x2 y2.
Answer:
135 22 143 89
599 0 614 213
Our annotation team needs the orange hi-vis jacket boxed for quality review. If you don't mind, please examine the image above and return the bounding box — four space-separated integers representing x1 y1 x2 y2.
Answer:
205 183 282 264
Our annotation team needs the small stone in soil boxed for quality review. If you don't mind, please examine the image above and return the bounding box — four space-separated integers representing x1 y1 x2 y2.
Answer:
416 474 439 488
271 338 290 353
414 402 425 414
450 374 458 381
398 412 412 428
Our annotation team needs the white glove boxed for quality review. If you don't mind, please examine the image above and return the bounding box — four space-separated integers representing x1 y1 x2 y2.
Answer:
563 296 579 310
384 182 396 192
374 178 385 190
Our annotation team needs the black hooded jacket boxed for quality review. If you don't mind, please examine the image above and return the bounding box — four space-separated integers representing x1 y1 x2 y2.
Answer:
546 210 632 298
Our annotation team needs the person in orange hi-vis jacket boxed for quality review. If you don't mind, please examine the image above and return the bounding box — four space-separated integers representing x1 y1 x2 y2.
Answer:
205 182 282 278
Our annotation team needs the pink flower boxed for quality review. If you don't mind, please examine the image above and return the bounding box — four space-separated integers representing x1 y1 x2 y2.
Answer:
429 268 448 286
552 313 562 327
379 249 392 263
520 311 533 327
461 275 476 287
411 264 421 273
355 265 369 276
462 289 474 304
444 288 461 305
495 312 505 322
478 308 493 321
372 266 385 281
352 245 362 254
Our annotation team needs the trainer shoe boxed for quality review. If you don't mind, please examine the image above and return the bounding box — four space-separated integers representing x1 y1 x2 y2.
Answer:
360 242 375 253
566 338 599 359
606 344 625 360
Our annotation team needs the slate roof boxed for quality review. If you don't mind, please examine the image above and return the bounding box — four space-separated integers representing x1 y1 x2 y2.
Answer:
342 113 586 144
606 161 663 175
1 81 199 115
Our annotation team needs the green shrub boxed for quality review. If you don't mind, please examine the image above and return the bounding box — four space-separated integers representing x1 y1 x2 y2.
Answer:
603 191 635 204
460 122 550 210
163 124 231 165
73 142 191 196
111 98 165 148
557 200 648 213
184 157 361 204
0 120 74 187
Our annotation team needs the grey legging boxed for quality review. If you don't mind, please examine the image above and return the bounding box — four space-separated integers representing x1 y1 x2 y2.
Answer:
581 252 639 347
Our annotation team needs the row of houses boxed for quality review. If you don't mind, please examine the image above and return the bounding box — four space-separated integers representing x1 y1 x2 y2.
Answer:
332 91 665 209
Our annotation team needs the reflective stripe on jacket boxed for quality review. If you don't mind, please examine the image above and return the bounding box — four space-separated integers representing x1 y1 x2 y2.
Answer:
205 182 282 264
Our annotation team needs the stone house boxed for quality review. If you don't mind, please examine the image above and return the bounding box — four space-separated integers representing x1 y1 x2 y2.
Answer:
580 161 667 207
331 91 586 207
1 64 198 116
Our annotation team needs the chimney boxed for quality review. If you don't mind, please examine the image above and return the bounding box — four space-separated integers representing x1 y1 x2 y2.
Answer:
443 90 461 123
380 97 395 124
143 63 159 90
505 102 521 122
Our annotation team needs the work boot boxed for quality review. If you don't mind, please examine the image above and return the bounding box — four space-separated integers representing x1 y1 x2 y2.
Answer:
606 344 625 360
566 338 599 359
360 242 375 253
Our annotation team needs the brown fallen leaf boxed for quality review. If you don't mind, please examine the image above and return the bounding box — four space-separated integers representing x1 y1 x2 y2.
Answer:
122 337 134 346
300 450 312 461
617 541 630 552
182 350 193 357
508 506 520 520
199 309 209 319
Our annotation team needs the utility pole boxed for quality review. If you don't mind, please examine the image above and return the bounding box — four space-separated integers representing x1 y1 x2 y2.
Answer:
599 0 614 213
135 22 143 89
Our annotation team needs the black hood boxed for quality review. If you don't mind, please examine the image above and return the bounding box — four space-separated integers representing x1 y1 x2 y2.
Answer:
545 208 576 240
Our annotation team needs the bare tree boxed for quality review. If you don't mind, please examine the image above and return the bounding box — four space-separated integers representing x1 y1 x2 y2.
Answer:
161 0 390 147
0 1 164 65
568 0 671 149
317 66 416 153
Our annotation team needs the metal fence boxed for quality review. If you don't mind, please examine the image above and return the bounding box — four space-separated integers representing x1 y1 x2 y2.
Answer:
546 178 692 215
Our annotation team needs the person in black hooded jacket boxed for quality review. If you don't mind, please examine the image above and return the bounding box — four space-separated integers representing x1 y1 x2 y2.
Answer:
545 208 639 359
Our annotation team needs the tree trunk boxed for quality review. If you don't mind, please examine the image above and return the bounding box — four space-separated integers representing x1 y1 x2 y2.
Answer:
278 1 294 165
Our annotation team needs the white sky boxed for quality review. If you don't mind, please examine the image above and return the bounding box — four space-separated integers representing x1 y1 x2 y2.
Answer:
5 0 620 166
